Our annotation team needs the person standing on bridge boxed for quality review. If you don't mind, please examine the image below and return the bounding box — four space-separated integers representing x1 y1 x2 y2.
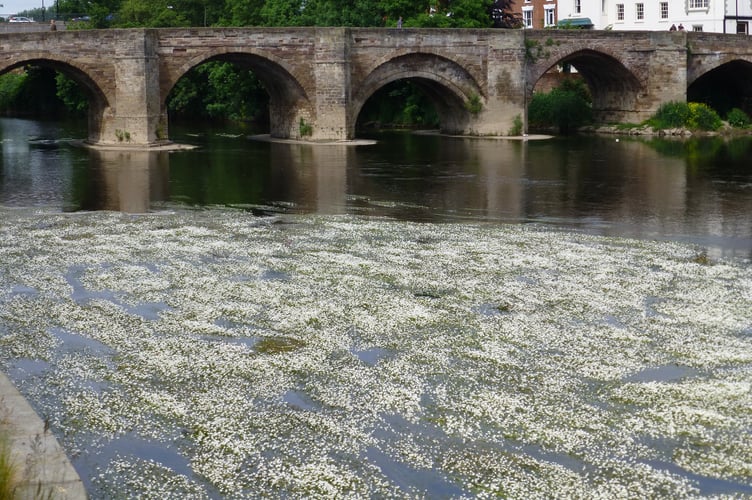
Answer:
50 19 57 31
397 16 403 28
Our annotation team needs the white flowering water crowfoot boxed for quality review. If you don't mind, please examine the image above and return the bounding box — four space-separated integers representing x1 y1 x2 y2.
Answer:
0 206 750 498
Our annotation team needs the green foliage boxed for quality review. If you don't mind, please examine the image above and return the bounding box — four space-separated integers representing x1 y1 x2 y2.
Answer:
525 39 542 62
218 0 265 26
726 108 750 128
167 62 268 123
508 114 523 136
25 0 499 29
299 117 312 137
258 0 305 26
466 93 482 115
648 101 722 131
649 101 691 129
357 80 439 129
115 129 131 142
0 69 87 116
118 0 191 27
0 72 26 110
55 73 88 115
528 78 592 134
687 102 722 131
8 66 67 116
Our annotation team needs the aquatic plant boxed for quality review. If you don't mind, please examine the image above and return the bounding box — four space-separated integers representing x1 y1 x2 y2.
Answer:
0 207 750 498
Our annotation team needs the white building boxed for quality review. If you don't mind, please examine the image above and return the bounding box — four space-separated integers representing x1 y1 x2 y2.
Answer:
555 0 752 34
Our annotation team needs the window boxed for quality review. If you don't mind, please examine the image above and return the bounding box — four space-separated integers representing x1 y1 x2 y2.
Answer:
636 3 644 20
689 0 708 9
692 24 703 31
617 3 624 20
737 21 749 34
660 2 668 19
575 0 582 14
545 6 556 27
523 7 533 28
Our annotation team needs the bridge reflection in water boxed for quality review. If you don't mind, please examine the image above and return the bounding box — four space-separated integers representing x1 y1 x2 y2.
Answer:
84 143 352 216
72 133 752 261
1 115 750 258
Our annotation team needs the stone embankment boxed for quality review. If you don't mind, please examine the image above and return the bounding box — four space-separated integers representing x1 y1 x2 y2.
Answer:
0 374 86 499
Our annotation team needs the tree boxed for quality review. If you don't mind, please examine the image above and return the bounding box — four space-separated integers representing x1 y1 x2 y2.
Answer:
490 0 521 28
216 0 265 27
55 0 89 18
258 0 306 26
402 0 497 29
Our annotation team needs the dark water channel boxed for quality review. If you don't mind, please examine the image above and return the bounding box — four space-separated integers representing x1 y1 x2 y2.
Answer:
2 117 750 260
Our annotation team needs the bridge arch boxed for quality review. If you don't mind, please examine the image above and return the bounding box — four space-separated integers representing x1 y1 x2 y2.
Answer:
0 56 111 143
688 59 752 116
530 49 644 124
351 52 484 137
162 49 312 139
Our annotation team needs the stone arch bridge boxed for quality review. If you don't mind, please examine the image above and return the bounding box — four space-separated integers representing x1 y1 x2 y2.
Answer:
1 27 750 146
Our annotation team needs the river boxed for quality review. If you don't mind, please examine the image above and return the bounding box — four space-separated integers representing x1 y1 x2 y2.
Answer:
1 117 751 498
2 118 751 259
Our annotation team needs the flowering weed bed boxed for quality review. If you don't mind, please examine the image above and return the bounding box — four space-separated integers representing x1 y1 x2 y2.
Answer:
0 207 750 498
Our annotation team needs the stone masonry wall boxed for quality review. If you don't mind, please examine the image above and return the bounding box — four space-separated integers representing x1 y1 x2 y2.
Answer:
0 28 749 144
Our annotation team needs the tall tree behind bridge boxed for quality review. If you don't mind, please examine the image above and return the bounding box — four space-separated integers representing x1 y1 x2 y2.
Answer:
490 0 521 28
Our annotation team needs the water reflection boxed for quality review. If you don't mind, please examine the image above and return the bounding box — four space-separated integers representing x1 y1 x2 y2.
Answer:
267 143 349 214
1 118 751 259
76 150 170 213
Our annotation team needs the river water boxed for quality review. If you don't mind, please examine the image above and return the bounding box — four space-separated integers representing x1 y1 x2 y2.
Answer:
2 117 751 259
1 117 751 498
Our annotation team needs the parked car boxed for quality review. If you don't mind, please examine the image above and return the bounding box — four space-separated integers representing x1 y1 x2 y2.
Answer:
9 16 34 23
71 15 90 22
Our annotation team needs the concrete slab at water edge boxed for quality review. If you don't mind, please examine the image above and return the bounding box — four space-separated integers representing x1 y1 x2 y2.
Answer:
0 373 87 499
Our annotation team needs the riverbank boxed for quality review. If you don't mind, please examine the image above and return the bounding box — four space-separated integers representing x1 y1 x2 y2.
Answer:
0 373 85 498
580 122 752 137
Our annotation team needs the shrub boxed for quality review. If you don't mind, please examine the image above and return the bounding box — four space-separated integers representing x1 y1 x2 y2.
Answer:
726 108 751 128
0 72 27 111
649 101 722 131
528 80 592 134
298 118 312 137
508 114 523 136
465 93 482 115
649 101 691 129
687 102 722 131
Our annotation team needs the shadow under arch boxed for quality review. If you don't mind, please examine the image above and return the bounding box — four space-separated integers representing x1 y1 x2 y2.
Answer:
688 59 752 116
531 49 643 123
0 57 110 144
164 51 310 139
352 53 483 137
